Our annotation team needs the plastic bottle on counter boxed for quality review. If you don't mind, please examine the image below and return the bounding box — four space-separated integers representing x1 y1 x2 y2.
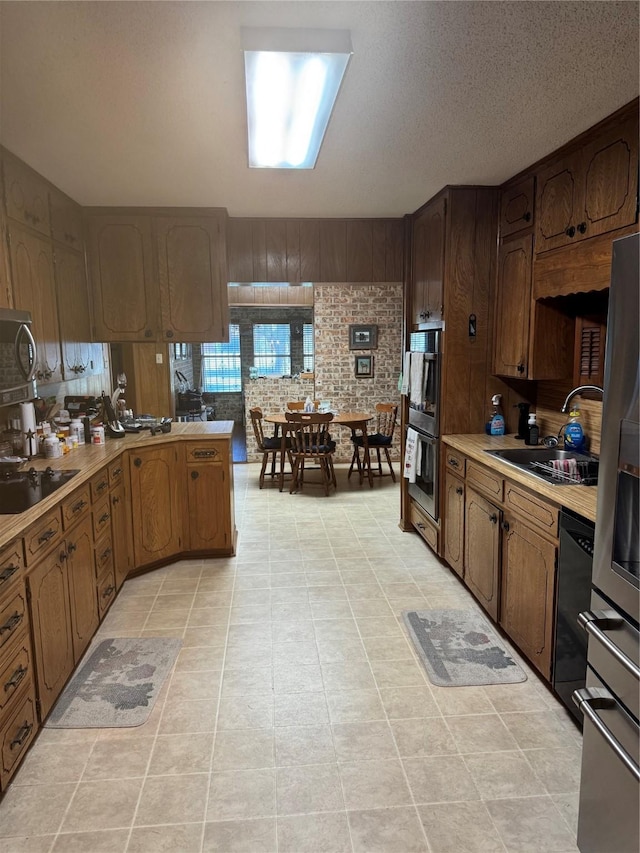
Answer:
70 418 85 445
44 435 62 459
563 407 585 452
91 424 106 445
485 394 505 436
525 413 539 446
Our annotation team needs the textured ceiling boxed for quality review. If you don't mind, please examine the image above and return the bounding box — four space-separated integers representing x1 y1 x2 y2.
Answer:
0 1 638 218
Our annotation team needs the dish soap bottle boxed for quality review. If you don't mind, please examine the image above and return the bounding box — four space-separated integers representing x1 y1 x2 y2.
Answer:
564 407 585 452
525 412 539 446
486 394 505 436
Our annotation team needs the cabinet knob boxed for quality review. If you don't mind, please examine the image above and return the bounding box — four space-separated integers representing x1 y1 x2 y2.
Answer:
502 521 510 531
134 458 142 467
523 211 531 222
577 221 587 234
67 542 77 554
191 470 200 480
489 513 498 524
112 495 120 505
166 330 174 338
565 225 576 238
60 550 68 561
517 362 525 374
456 486 463 495
144 330 153 338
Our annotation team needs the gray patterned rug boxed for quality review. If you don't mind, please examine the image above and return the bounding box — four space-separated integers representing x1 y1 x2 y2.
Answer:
402 610 527 687
46 637 181 728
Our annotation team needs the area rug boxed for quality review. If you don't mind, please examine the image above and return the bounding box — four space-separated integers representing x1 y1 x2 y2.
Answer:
46 637 182 728
402 610 527 687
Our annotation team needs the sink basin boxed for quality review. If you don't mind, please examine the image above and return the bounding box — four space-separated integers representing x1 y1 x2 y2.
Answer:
484 447 598 485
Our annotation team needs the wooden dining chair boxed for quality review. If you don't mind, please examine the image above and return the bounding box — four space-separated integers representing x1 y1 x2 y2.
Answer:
249 407 292 489
286 400 319 411
285 411 337 495
349 403 398 484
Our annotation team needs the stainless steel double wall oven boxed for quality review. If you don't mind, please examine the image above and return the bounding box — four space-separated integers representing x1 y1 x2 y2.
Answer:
407 327 441 522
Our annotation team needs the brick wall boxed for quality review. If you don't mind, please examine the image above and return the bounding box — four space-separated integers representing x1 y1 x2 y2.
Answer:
245 377 316 460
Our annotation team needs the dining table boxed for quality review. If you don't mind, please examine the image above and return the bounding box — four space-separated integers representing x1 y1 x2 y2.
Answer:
264 411 374 491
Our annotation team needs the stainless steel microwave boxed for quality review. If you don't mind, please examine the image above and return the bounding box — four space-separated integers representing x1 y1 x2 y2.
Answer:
0 307 37 407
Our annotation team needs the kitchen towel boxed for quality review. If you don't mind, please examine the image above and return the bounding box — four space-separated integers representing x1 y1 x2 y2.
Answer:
404 427 421 483
409 353 424 408
19 401 37 457
400 351 411 396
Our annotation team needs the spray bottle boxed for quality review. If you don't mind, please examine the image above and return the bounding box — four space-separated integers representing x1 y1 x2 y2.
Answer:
485 394 505 436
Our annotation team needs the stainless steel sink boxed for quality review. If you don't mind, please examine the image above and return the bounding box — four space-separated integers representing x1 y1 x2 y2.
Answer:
484 447 598 485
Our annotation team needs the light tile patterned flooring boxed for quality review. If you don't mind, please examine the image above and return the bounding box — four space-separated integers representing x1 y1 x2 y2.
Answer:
0 464 582 853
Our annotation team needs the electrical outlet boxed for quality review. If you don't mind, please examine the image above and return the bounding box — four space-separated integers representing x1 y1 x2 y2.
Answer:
156 353 163 364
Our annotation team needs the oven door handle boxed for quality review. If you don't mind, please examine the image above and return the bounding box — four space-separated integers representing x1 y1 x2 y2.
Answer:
573 687 640 782
578 610 640 680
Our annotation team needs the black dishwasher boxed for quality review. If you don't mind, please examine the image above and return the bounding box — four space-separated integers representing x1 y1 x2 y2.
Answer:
553 508 595 725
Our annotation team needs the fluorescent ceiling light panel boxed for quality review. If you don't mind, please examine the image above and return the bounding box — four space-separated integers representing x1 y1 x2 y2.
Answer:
242 27 352 169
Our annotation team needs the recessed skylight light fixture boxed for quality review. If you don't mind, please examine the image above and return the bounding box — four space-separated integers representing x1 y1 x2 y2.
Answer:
242 27 352 169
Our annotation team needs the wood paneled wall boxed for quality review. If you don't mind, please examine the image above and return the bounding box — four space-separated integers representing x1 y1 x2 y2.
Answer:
228 284 314 306
227 218 404 283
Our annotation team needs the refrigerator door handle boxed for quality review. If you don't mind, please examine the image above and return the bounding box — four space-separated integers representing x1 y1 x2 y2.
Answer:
573 687 640 782
578 610 640 679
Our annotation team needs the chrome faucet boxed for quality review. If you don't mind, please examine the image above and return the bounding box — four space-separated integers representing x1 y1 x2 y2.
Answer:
560 385 604 413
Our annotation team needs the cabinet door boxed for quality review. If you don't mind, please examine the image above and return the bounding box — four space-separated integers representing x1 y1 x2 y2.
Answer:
411 196 445 324
464 488 501 620
66 516 99 662
155 214 228 343
111 478 134 590
8 224 62 384
443 472 465 578
500 515 557 679
580 114 639 241
53 245 93 379
86 213 158 342
500 176 535 239
49 188 83 251
186 463 230 551
129 446 183 567
493 234 532 378
26 551 74 720
2 153 51 237
535 153 581 253
0 208 12 308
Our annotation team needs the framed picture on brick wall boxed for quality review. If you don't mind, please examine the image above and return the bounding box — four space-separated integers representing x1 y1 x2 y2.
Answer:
349 324 377 350
354 355 374 378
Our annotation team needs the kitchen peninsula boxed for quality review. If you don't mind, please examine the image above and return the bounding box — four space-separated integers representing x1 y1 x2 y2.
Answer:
0 422 235 791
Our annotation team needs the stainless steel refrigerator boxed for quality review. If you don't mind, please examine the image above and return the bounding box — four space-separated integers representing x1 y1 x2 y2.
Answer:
574 232 639 853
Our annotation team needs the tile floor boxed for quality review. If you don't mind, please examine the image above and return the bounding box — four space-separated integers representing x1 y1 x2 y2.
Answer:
0 463 583 853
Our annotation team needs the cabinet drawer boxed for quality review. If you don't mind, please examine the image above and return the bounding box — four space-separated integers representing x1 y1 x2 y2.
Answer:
504 482 559 537
444 447 466 476
410 500 439 552
0 630 32 719
97 567 116 617
92 496 112 541
24 508 62 566
184 442 224 464
61 485 91 530
0 543 24 599
0 682 37 790
0 586 27 655
108 459 126 486
90 469 110 503
466 462 503 501
94 533 113 580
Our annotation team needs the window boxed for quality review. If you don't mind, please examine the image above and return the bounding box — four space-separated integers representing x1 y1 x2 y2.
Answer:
253 323 291 376
201 325 241 392
303 323 314 372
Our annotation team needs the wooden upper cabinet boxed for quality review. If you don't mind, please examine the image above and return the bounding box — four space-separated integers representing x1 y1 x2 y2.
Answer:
500 176 535 239
535 108 638 254
155 213 228 342
8 224 62 384
493 234 533 378
411 195 446 325
53 245 94 379
2 152 51 237
86 213 158 342
49 187 83 251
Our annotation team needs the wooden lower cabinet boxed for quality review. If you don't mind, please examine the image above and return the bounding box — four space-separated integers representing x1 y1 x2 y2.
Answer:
500 513 557 679
26 549 74 721
66 516 99 663
443 472 465 578
464 487 501 620
110 477 134 590
1 682 38 790
130 445 183 567
185 442 232 552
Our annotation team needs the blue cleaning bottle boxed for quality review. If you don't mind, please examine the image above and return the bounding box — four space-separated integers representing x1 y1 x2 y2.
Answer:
563 407 585 452
486 394 505 436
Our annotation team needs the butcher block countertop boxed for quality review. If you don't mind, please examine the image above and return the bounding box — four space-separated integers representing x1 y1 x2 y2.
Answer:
442 433 598 523
0 421 234 551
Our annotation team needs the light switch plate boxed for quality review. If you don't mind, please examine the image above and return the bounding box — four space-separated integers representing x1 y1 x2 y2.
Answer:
155 353 163 364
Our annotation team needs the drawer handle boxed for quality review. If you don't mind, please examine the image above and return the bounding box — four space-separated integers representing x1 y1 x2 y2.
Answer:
416 523 425 530
578 611 640 679
449 458 459 468
0 612 23 635
112 495 120 505
98 512 110 525
72 499 87 514
5 664 27 692
112 467 123 476
193 449 216 458
573 687 640 782
0 565 19 585
102 585 115 599
100 547 112 561
10 721 33 750
455 486 463 495
96 481 108 493
37 529 55 545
